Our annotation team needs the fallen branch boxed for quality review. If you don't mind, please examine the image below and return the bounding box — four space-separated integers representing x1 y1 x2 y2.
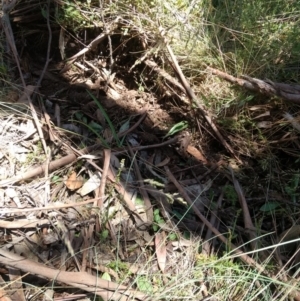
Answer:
0 249 147 301
64 18 119 63
0 198 102 214
0 112 147 186
208 67 300 104
230 168 269 260
0 219 50 229
159 27 240 163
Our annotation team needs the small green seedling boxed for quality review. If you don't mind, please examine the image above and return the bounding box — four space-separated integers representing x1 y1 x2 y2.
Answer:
164 121 188 138
87 90 121 146
153 209 165 231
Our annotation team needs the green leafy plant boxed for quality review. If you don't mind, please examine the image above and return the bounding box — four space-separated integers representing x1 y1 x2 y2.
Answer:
153 209 165 232
72 118 109 148
55 1 89 30
87 90 122 147
164 121 188 138
108 260 129 275
136 276 153 294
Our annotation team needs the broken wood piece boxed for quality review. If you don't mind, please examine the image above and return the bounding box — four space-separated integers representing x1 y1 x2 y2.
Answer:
144 59 187 96
0 219 49 229
159 27 240 163
65 18 119 63
0 198 101 214
0 249 147 301
208 67 300 104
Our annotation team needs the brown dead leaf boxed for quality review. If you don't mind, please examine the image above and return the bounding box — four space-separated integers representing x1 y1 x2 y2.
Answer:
0 292 12 301
64 171 83 191
186 145 208 164
155 232 167 273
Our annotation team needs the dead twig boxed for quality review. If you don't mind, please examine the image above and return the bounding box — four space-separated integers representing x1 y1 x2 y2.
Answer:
159 26 240 163
0 219 49 229
64 18 119 64
208 67 300 104
113 136 179 155
0 197 103 214
0 249 147 301
230 168 258 249
0 112 147 186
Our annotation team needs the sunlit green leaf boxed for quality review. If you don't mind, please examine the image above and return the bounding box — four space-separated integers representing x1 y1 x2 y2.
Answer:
168 233 177 241
101 272 111 281
164 121 188 138
136 277 153 293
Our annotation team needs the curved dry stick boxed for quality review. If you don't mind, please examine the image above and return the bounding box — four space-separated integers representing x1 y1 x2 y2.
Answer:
0 197 103 215
0 112 147 186
208 67 300 104
159 27 240 163
0 249 147 301
230 168 269 261
0 219 49 229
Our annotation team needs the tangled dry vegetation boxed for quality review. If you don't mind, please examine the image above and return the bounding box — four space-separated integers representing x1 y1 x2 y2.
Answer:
1 0 300 300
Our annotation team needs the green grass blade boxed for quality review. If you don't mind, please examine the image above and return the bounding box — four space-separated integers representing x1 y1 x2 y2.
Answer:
87 90 121 146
